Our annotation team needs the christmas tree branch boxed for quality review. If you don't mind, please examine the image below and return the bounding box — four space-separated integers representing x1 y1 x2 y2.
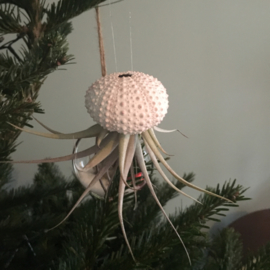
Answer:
243 242 270 270
45 0 106 32
114 180 249 268
0 1 45 185
0 0 32 11
176 179 250 230
0 35 24 62
0 4 26 34
0 1 107 178
0 160 252 269
204 228 243 270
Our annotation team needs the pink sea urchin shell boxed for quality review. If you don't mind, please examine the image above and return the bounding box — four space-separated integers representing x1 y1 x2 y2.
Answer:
85 71 169 134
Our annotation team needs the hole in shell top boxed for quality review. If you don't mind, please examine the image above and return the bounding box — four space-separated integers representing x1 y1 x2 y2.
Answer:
118 73 132 78
85 71 169 134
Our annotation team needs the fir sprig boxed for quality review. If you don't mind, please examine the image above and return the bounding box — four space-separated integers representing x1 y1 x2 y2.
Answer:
243 242 270 270
0 1 33 11
0 161 260 270
0 0 106 187
92 177 249 269
204 228 243 270
45 0 106 31
0 4 24 34
177 179 250 230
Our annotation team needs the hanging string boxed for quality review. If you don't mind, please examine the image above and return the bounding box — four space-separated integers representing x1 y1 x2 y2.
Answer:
109 0 118 72
129 12 133 71
95 7 107 77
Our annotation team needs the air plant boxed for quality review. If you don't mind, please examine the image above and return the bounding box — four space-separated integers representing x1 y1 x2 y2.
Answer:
6 71 232 263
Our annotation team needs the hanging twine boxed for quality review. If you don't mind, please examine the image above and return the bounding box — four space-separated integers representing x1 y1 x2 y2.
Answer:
95 7 107 77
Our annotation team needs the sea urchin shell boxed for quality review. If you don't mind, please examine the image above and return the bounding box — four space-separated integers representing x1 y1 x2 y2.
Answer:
85 71 169 134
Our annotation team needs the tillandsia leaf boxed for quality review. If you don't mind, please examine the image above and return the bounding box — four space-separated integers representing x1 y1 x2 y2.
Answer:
72 139 110 197
7 122 103 139
119 134 130 181
118 175 136 262
33 117 61 134
142 130 233 203
148 128 173 156
130 162 138 209
96 128 109 146
154 126 188 138
118 136 138 262
0 145 99 164
154 126 178 133
144 139 201 204
46 147 119 232
135 139 191 265
124 135 136 175
83 132 119 169
120 135 141 190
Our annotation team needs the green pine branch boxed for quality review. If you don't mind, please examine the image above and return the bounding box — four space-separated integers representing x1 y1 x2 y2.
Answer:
0 0 104 186
45 0 106 31
0 98 43 128
87 178 249 269
0 51 19 69
0 159 255 270
0 4 25 34
0 171 76 214
204 228 243 270
1 26 73 99
0 1 33 11
243 243 270 270
176 179 250 231
202 228 270 270
0 163 84 269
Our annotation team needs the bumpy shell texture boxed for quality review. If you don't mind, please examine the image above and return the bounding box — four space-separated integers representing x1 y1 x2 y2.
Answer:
85 71 169 134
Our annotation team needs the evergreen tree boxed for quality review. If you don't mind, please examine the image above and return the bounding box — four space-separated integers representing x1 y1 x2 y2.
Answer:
0 0 106 187
1 1 270 269
0 163 251 269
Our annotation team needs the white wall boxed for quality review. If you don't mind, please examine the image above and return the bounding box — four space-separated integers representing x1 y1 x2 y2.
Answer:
12 0 270 228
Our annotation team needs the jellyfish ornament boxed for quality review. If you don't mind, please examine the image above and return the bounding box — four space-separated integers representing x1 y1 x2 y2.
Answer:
7 71 232 263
